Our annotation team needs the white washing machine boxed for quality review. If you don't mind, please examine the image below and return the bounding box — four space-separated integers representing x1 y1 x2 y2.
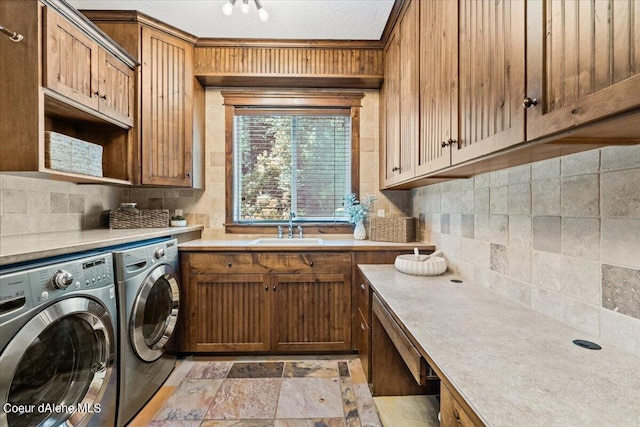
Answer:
112 239 180 426
0 252 118 427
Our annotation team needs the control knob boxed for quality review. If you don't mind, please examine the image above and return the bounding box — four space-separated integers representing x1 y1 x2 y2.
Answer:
154 248 165 259
52 269 73 289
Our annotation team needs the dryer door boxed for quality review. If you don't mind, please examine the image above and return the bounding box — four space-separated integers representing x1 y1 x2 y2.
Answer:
130 264 180 362
0 297 115 427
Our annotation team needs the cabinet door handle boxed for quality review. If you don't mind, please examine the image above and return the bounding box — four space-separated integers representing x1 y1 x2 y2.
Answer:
264 286 268 291
441 141 447 148
100 94 107 100
186 172 191 177
448 138 458 148
523 97 538 108
309 261 314 267
94 91 101 97
361 323 366 331
226 262 232 268
391 166 399 172
360 284 366 291
272 286 277 291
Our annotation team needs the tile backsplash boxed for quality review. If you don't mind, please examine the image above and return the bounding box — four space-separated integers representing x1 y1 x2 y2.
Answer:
411 144 640 357
0 174 130 235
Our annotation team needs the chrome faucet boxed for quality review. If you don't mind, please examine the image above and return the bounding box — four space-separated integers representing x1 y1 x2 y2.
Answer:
288 212 296 238
297 225 303 239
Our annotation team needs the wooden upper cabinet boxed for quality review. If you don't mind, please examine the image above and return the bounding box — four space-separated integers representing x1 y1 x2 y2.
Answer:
454 0 526 164
383 30 401 186
398 0 418 182
141 26 194 186
44 6 134 127
416 0 458 175
382 0 419 187
44 6 100 111
526 0 640 141
98 49 134 126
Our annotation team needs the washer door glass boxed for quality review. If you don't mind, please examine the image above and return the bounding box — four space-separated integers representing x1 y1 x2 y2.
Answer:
0 297 114 427
130 264 179 362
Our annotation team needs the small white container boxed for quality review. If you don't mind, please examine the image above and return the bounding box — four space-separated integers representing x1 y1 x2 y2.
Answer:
170 219 187 227
394 249 447 276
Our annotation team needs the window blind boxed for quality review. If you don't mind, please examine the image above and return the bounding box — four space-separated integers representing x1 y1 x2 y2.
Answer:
233 108 352 223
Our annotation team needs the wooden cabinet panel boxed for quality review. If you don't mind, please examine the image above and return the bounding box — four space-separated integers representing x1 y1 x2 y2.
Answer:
397 0 418 182
141 26 194 186
181 251 353 353
98 48 134 126
454 0 525 164
440 382 481 427
271 273 351 352
44 6 100 110
187 273 270 352
383 29 401 186
526 0 640 141
356 308 370 379
382 0 419 187
417 0 458 175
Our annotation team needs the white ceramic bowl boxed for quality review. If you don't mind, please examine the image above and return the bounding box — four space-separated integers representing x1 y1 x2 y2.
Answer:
394 254 447 276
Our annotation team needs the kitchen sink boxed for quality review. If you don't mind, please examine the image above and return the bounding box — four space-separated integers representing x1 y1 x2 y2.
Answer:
249 237 324 246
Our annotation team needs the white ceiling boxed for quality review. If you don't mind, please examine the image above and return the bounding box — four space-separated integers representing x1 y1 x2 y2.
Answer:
67 0 395 40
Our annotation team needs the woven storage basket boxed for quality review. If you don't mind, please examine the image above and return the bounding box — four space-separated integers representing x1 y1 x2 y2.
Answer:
369 216 416 243
109 209 170 229
45 131 103 177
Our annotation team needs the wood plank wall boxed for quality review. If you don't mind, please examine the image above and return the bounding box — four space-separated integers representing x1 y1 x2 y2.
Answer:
194 41 384 88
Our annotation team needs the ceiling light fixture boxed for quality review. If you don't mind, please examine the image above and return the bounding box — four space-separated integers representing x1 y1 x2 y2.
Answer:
222 0 269 22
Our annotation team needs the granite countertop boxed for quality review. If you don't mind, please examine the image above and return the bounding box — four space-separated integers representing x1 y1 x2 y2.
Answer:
179 238 435 252
359 265 640 427
0 226 203 266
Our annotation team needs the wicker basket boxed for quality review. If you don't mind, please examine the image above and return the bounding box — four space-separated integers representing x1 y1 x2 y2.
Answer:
109 209 170 229
45 131 103 177
369 216 417 243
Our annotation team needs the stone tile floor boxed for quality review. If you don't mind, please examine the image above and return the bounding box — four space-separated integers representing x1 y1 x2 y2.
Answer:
129 355 382 427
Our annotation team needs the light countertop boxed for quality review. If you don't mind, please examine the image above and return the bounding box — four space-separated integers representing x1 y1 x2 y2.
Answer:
0 226 203 266
359 265 640 427
179 238 435 252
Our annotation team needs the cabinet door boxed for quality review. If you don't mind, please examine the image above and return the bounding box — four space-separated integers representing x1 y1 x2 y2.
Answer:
397 0 419 182
526 0 640 141
440 382 481 427
44 6 100 110
187 273 270 352
141 26 194 186
454 0 525 164
98 48 134 126
271 273 351 352
416 0 458 175
383 29 401 186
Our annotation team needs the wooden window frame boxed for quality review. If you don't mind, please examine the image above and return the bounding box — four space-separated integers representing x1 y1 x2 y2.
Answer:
222 90 364 234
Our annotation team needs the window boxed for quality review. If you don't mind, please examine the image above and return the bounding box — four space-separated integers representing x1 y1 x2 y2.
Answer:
223 91 364 233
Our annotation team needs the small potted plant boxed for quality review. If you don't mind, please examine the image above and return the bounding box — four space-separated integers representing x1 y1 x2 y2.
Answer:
170 214 187 227
344 193 376 240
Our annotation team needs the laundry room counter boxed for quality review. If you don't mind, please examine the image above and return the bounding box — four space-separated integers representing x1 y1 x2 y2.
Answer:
0 226 203 266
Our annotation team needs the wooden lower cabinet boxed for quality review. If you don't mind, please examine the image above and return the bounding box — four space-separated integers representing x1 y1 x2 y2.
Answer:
440 382 482 427
179 251 352 353
272 273 351 352
186 273 270 352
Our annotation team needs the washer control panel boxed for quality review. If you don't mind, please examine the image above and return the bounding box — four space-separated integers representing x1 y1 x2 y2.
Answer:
0 253 114 315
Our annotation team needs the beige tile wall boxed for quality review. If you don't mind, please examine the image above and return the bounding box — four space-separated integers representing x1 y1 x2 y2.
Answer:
0 174 130 236
411 144 640 357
